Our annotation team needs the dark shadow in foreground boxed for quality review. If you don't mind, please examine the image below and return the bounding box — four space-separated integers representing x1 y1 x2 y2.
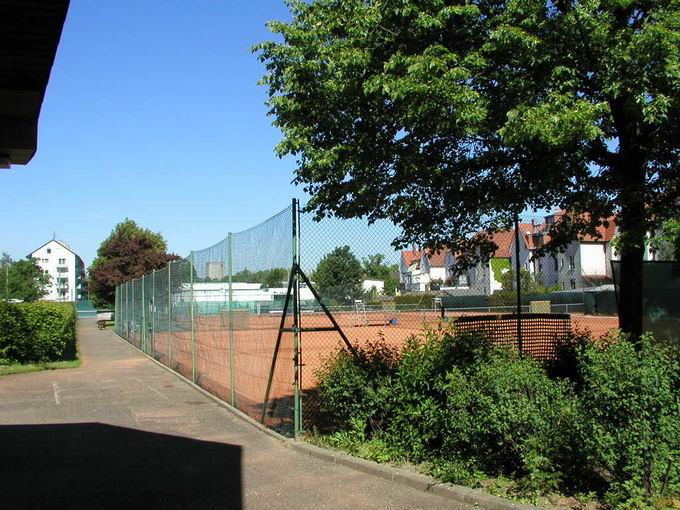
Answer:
0 422 242 510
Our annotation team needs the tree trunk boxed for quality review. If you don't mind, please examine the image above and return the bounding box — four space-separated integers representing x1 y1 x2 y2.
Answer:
615 155 647 343
617 234 644 341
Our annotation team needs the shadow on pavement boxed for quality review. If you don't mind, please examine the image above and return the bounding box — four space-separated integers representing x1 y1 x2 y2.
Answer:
0 422 242 509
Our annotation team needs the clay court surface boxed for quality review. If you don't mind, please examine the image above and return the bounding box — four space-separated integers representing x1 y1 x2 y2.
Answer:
125 310 619 427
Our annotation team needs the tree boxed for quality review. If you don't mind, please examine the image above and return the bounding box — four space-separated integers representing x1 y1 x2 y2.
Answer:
313 246 363 304
649 218 680 263
362 254 399 296
89 220 179 308
231 267 289 287
2 258 51 302
257 0 680 339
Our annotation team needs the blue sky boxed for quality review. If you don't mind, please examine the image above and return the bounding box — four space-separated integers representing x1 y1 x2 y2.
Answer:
2 1 302 267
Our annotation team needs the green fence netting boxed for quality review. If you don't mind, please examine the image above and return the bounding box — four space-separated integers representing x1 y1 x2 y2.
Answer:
115 200 631 436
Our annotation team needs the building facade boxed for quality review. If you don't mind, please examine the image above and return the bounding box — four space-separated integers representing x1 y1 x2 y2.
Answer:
29 239 86 302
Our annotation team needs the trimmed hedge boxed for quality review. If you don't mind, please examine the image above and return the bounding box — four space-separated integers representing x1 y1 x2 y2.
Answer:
394 293 435 309
0 302 76 364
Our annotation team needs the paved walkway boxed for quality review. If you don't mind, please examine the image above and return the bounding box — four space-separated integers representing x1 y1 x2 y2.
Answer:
0 320 470 510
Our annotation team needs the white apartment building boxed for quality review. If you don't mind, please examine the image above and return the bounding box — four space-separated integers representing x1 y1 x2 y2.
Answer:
29 239 86 302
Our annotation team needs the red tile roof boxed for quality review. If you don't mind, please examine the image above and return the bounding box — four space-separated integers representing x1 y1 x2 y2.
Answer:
425 248 450 268
490 230 514 258
401 250 421 267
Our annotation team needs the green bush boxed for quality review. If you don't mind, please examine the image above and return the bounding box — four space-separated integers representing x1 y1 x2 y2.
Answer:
0 302 31 364
313 326 680 507
316 337 399 432
393 293 435 309
576 335 680 507
0 302 76 364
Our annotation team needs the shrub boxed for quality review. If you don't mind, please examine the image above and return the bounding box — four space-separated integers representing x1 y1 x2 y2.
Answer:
393 293 435 309
313 326 680 507
441 350 578 495
0 302 76 364
0 302 31 364
577 335 680 507
315 336 399 433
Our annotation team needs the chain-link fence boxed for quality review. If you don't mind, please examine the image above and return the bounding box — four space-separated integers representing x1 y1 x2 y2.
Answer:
116 200 624 436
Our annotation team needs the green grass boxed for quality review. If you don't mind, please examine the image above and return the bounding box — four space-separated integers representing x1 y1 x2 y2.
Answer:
0 359 81 376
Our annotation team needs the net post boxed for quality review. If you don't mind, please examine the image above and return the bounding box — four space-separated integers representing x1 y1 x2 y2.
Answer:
141 275 147 353
190 252 196 383
227 232 236 407
168 261 173 364
513 212 523 356
292 198 302 437
151 269 156 357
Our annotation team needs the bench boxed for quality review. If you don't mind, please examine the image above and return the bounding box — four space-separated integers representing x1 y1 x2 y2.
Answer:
97 312 113 330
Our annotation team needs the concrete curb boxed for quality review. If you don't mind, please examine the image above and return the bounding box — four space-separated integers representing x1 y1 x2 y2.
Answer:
108 330 544 510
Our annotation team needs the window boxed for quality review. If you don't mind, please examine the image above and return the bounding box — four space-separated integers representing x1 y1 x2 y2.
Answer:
42 258 48 263
570 279 576 290
58 258 66 265
569 256 575 271
553 256 558 272
47 248 51 254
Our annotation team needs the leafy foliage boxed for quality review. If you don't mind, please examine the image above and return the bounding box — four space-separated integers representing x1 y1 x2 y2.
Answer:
488 268 560 306
231 267 289 287
313 327 680 507
89 219 179 308
257 0 680 337
312 246 363 305
576 335 680 507
0 258 51 302
0 302 76 364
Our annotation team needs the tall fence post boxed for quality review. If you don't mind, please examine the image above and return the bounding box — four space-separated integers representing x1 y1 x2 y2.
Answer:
141 274 147 353
168 261 173 364
151 269 156 357
292 198 302 437
114 286 118 334
131 279 136 346
227 232 236 407
190 252 196 383
513 212 523 356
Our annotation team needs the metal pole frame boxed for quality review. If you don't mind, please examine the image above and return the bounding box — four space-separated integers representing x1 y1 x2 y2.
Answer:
513 212 523 356
190 252 196 383
228 232 236 407
292 198 302 437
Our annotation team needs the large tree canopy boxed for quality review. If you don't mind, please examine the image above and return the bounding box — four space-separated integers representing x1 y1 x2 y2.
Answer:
257 0 680 337
89 220 179 307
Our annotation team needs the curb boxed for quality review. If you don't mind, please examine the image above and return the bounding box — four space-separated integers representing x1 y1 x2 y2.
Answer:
107 329 544 510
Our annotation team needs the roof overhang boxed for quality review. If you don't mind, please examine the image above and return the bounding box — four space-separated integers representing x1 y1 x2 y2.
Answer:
0 0 70 167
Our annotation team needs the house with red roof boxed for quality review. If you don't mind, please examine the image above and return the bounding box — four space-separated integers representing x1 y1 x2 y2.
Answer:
510 211 619 291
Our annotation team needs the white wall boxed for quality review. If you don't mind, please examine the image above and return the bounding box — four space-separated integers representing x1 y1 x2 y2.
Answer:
31 240 79 301
362 279 385 294
580 243 607 276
